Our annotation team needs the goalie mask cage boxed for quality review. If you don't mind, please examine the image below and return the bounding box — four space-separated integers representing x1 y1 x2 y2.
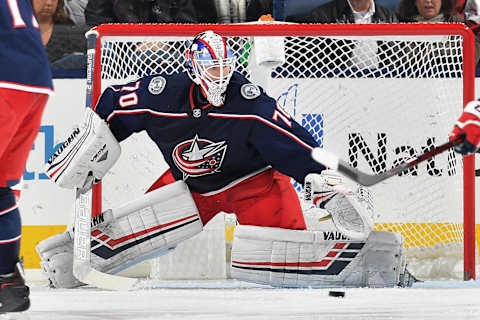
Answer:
86 23 478 281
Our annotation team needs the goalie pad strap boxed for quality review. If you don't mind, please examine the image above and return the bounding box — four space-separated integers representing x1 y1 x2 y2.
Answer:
45 108 121 189
231 226 407 288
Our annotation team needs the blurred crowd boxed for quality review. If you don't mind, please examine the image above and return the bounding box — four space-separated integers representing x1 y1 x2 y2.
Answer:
35 0 480 71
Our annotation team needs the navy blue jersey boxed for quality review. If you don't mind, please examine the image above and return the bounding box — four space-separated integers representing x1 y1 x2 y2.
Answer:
94 72 326 194
0 0 53 93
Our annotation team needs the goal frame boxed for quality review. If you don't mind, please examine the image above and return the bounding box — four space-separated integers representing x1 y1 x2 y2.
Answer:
85 23 476 280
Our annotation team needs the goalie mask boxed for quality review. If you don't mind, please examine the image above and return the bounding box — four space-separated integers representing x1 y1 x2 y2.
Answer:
186 31 235 107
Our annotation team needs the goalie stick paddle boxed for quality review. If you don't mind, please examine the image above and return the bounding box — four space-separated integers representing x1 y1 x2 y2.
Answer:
73 176 142 291
311 134 466 187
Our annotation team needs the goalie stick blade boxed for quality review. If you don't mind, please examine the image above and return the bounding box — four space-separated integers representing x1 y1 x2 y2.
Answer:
311 135 465 187
81 268 141 291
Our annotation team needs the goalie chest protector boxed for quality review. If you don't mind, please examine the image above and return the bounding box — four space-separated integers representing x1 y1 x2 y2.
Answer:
94 72 326 193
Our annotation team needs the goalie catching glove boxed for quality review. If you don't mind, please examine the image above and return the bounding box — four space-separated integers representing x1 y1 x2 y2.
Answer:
304 170 374 240
450 99 480 155
36 181 203 288
45 108 121 190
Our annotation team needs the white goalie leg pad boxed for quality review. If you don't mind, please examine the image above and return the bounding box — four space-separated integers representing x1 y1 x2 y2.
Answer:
36 181 203 288
36 231 83 288
45 108 121 189
231 226 407 288
305 170 374 240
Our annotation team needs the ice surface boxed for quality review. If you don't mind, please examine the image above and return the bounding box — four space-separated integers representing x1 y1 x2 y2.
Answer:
2 280 480 320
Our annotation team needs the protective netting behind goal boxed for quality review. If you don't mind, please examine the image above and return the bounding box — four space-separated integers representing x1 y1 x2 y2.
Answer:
88 23 478 280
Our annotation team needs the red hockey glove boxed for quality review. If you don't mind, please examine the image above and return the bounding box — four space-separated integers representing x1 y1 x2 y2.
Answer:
450 100 480 155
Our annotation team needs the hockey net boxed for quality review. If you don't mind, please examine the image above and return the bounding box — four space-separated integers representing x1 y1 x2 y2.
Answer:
87 23 478 281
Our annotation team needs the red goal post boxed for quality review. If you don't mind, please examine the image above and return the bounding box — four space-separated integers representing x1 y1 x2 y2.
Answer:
85 23 477 280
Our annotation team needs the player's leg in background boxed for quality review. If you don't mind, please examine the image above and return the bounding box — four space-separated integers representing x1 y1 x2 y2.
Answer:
0 89 48 313
0 91 49 188
0 187 29 313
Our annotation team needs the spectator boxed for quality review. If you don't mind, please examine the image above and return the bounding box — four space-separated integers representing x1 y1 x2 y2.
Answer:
398 0 461 21
32 0 89 69
397 0 480 64
246 0 272 21
64 0 88 25
247 0 398 22
113 0 218 23
456 0 480 33
456 0 480 69
290 0 398 23
112 0 219 73
84 0 117 26
288 0 398 70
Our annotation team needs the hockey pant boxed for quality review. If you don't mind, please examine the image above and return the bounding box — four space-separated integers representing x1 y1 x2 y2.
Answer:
147 168 307 230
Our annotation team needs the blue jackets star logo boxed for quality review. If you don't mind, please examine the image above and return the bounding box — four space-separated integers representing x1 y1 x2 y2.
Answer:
172 135 227 179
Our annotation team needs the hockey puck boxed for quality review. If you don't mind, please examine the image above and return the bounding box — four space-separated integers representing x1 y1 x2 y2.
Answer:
328 290 345 298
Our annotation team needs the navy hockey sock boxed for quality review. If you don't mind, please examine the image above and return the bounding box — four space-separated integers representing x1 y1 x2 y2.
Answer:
0 188 21 275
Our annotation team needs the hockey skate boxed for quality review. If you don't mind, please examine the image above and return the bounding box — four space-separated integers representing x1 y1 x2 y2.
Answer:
0 262 30 314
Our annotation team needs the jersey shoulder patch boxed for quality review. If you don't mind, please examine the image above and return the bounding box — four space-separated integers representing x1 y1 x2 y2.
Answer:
148 76 166 95
240 83 261 100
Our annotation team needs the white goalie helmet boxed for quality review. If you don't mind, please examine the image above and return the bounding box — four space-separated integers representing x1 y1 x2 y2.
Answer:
186 30 235 107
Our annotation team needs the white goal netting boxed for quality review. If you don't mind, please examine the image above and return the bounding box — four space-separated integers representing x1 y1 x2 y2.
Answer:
88 23 478 281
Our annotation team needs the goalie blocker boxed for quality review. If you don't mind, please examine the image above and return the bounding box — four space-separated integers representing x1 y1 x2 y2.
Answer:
36 181 202 288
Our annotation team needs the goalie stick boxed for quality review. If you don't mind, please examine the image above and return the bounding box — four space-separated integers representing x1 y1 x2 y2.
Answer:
71 32 145 291
311 134 466 187
73 175 143 291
